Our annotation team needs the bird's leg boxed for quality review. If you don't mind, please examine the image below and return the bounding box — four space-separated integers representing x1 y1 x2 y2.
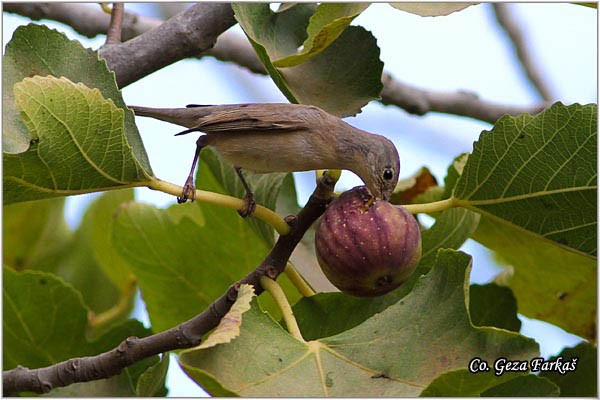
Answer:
178 135 210 204
234 167 256 218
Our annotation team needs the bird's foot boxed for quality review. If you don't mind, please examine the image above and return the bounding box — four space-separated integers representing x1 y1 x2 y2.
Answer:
237 192 256 218
177 177 196 204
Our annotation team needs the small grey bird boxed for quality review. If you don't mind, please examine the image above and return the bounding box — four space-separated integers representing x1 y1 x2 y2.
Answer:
129 103 400 217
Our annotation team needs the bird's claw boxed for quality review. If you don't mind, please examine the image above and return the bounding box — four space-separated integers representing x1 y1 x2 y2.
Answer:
177 177 196 204
237 193 256 218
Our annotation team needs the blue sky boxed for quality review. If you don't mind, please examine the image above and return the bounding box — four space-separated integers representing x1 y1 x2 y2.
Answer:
3 3 596 396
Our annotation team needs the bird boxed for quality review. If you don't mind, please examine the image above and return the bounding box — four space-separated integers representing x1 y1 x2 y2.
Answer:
129 103 400 217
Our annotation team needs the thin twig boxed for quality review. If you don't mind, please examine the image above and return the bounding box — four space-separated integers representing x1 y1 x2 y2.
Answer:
4 4 549 123
104 3 124 45
2 173 337 395
147 178 290 235
492 3 555 102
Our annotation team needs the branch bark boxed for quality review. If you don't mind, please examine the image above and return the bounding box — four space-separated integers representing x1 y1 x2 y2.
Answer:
105 3 124 45
379 72 550 124
4 2 549 124
205 35 550 124
2 3 162 41
2 173 337 395
492 3 555 102
98 3 236 88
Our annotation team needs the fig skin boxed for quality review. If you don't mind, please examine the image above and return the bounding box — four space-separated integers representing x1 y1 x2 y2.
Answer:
315 186 421 297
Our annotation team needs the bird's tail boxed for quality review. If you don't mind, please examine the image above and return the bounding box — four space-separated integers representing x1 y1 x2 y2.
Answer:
128 105 217 129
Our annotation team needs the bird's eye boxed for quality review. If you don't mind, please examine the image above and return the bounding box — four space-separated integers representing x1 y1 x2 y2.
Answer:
383 169 394 180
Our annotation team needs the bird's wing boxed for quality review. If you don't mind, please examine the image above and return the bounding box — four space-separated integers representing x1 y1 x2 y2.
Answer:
189 104 313 134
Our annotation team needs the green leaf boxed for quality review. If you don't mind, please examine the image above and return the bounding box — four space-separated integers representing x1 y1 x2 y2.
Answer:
539 342 597 397
476 215 596 340
422 369 559 397
113 201 257 333
443 110 597 340
443 152 469 199
136 354 170 397
453 102 597 258
469 283 521 332
80 189 137 292
113 158 300 332
198 147 289 248
420 369 523 396
419 207 480 267
272 3 370 67
3 23 152 174
276 170 302 217
3 268 157 396
232 3 383 117
280 26 384 117
3 197 71 271
4 75 152 204
179 250 539 396
2 195 124 317
293 207 479 341
52 229 123 317
390 3 476 16
481 375 560 396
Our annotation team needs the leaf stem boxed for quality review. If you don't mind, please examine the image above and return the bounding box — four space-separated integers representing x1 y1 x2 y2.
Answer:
147 178 290 235
260 276 305 342
401 197 457 214
284 262 315 297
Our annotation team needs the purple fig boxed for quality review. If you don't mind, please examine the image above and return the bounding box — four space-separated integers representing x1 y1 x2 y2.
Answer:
315 186 421 297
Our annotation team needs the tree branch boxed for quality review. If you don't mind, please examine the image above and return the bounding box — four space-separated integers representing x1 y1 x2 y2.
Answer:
4 2 549 123
205 34 550 124
2 173 337 395
98 3 236 88
492 3 555 102
379 72 551 124
2 3 162 41
105 3 124 45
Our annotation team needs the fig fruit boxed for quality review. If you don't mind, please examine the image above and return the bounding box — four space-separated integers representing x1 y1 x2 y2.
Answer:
315 186 421 297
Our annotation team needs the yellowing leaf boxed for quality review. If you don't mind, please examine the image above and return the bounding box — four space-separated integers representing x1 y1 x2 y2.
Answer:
273 3 370 67
192 284 255 350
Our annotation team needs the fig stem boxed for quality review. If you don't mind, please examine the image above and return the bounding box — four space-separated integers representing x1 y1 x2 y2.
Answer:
148 177 290 235
260 276 305 342
284 262 315 297
401 197 456 214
